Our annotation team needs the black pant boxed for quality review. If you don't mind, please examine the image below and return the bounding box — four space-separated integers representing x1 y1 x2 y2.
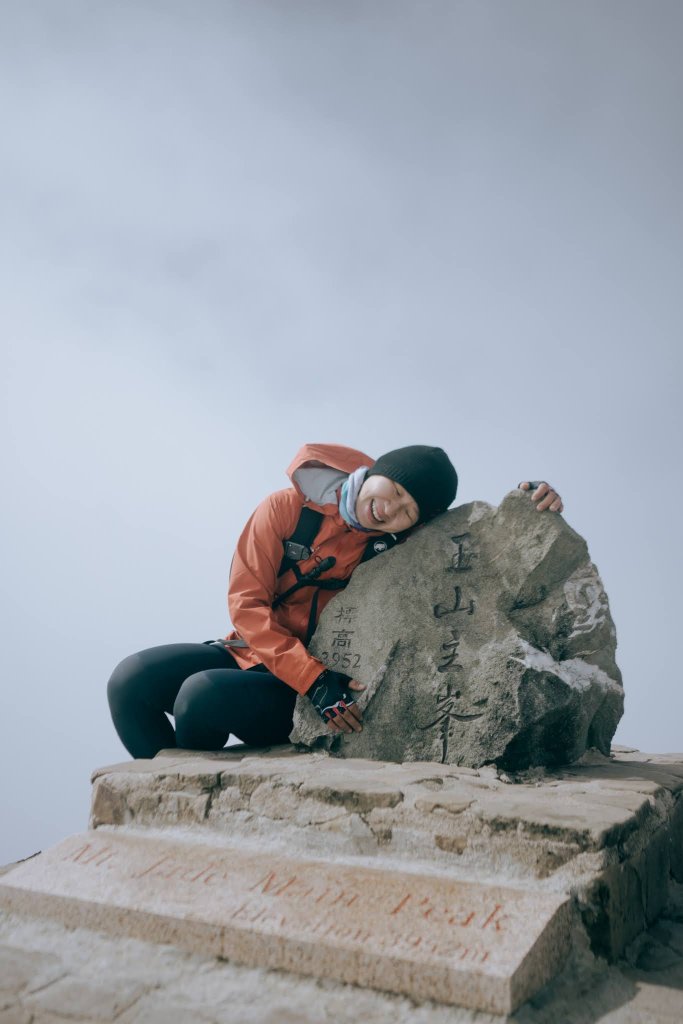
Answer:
107 643 298 759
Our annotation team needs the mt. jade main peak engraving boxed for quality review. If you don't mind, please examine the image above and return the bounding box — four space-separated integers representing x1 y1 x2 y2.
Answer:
291 490 623 768
0 831 571 1015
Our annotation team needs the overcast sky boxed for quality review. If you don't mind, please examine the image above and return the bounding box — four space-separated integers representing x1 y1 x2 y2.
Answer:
1 0 681 866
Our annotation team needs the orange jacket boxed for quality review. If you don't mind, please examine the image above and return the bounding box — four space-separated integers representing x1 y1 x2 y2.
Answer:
223 444 386 694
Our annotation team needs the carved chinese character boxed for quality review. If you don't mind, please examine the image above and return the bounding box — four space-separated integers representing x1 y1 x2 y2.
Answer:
434 586 475 618
331 629 354 649
450 532 474 571
419 683 489 762
438 628 463 672
333 606 357 624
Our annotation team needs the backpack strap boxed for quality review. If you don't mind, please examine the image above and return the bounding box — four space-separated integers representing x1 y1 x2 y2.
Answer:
274 506 403 648
279 507 402 577
278 507 324 578
359 531 401 563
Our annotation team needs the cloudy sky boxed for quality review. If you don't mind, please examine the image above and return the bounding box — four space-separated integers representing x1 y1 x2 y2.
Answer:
1 0 681 865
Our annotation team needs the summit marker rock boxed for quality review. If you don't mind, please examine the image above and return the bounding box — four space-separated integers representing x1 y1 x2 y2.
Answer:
290 490 623 768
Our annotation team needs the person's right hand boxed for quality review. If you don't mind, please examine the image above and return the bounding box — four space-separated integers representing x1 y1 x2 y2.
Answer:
306 670 365 734
518 480 564 513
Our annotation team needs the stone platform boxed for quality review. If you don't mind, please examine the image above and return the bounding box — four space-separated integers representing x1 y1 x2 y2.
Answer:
88 744 683 960
1 745 682 1018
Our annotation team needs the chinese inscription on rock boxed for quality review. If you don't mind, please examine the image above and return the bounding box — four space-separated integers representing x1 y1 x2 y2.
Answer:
421 533 486 762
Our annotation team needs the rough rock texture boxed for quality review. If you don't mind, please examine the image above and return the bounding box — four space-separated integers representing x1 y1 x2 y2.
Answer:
290 490 623 768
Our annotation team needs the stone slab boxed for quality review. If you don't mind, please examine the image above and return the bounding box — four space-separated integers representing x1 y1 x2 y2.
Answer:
0 831 571 1015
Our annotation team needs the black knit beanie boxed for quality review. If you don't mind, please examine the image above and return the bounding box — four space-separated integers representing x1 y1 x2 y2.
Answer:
366 445 458 522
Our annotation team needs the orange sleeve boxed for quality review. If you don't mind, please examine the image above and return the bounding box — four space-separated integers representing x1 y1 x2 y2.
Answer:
227 490 326 695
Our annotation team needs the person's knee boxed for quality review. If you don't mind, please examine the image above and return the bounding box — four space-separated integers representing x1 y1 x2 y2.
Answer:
174 671 231 751
173 671 207 723
106 653 143 714
173 670 227 746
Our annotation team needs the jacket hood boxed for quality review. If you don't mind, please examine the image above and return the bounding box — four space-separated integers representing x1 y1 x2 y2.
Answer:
286 443 375 510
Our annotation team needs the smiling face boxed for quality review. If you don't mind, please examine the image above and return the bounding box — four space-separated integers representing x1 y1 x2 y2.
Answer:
355 474 420 533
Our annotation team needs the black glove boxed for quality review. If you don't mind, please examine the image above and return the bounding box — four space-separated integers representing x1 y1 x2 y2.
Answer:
307 669 356 722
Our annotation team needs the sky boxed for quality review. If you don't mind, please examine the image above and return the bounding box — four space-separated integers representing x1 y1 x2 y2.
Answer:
1 0 681 866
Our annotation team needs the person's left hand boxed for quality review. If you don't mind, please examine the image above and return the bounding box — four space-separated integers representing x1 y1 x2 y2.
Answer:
518 480 564 513
307 670 365 734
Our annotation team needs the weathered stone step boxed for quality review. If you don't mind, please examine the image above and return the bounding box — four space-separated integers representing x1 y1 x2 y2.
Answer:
88 746 683 959
0 830 571 1015
90 747 683 858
